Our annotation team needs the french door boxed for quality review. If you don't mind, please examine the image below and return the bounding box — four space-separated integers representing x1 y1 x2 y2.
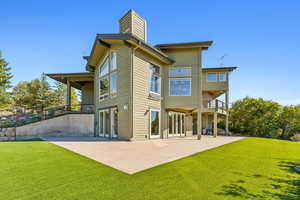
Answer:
98 108 118 138
150 109 160 138
99 109 110 137
110 107 118 138
168 112 185 137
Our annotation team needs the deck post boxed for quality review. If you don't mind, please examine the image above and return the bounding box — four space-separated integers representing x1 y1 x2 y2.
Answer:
225 91 229 134
197 51 203 140
66 79 71 111
213 112 218 137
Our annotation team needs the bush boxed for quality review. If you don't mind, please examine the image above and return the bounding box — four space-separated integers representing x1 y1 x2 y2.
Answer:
229 97 281 138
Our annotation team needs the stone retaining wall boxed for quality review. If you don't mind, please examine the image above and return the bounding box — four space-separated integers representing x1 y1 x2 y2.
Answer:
0 127 16 141
0 114 94 140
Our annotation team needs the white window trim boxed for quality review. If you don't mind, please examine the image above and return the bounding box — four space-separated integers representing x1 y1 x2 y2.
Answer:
218 72 227 82
98 51 118 101
149 65 161 95
149 109 161 139
98 109 109 137
110 71 117 94
169 67 192 77
206 73 218 82
169 78 192 96
99 76 109 100
99 55 110 78
110 51 117 72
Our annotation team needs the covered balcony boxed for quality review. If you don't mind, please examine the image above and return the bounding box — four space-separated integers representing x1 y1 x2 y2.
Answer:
46 72 95 113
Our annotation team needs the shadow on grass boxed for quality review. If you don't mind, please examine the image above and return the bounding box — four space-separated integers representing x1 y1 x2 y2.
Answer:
215 160 300 200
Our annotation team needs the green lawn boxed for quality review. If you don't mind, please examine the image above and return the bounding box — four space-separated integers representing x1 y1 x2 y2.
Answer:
0 138 299 200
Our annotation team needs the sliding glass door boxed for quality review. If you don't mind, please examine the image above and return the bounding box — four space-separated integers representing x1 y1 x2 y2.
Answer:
111 107 118 138
168 112 185 137
98 108 118 138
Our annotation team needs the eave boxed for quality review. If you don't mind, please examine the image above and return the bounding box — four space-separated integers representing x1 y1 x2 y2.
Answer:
202 66 238 72
155 41 213 50
46 72 94 90
86 33 175 71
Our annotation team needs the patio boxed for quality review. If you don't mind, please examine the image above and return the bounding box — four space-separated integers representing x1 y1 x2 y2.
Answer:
44 135 244 174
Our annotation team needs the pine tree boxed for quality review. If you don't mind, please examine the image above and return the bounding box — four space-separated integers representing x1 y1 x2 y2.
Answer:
0 51 13 110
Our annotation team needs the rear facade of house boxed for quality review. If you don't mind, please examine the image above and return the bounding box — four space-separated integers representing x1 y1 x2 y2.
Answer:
47 10 236 141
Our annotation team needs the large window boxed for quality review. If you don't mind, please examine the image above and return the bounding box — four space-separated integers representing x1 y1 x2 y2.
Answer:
169 67 191 77
219 72 226 81
99 77 109 99
110 72 117 94
99 52 118 100
100 58 109 76
149 65 161 94
169 78 191 96
207 72 227 82
150 110 160 138
110 52 117 71
169 67 192 96
207 73 218 82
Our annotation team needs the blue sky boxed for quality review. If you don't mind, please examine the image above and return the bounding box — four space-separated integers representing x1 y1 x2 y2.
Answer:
1 0 300 105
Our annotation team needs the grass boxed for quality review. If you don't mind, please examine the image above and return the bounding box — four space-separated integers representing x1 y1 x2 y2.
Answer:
0 138 299 200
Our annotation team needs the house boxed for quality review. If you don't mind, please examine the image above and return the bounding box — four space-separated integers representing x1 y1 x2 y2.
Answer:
47 10 237 140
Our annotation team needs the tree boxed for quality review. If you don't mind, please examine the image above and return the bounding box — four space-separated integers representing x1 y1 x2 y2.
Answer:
229 97 281 138
53 81 80 108
0 51 13 110
13 74 58 112
278 105 300 139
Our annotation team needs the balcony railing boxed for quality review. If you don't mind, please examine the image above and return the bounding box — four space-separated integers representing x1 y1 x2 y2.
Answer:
0 104 94 128
207 99 227 114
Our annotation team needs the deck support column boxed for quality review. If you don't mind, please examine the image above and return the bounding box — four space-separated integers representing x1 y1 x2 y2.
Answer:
225 91 229 135
66 79 71 111
197 110 202 140
197 51 203 140
213 112 218 137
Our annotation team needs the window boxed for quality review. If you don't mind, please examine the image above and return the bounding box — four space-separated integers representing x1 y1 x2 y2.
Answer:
207 72 227 82
110 52 117 71
110 72 117 94
169 67 191 77
219 72 226 81
168 67 192 96
150 110 160 138
99 52 118 101
149 65 161 94
207 73 218 82
169 78 191 96
99 77 109 99
100 58 109 77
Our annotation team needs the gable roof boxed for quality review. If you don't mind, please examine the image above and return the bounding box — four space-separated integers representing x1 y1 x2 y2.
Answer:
155 41 213 50
86 33 175 71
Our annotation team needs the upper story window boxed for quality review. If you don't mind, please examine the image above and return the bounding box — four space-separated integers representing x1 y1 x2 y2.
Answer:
100 58 109 77
110 52 117 71
149 65 161 95
207 72 227 82
219 72 226 82
99 51 118 100
169 67 192 77
169 67 192 96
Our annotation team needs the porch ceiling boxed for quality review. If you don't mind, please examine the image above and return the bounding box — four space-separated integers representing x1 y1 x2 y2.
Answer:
203 90 226 98
46 72 94 90
166 108 195 113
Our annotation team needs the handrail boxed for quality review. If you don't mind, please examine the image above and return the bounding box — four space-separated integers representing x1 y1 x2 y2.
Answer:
0 104 95 128
207 99 227 114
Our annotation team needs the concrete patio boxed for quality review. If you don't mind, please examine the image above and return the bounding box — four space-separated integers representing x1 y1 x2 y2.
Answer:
44 136 244 174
